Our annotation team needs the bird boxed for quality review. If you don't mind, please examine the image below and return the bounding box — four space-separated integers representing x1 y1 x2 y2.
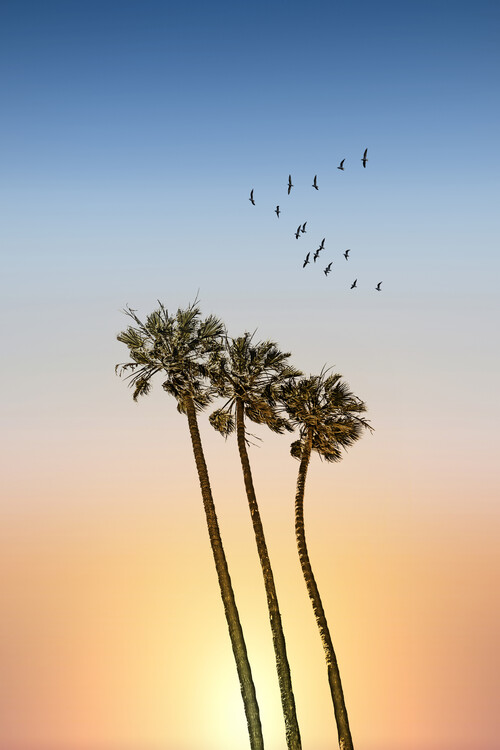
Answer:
249 189 255 205
361 148 368 168
275 205 280 218
312 175 319 190
295 225 302 239
324 262 332 276
303 253 310 268
350 278 357 289
314 241 324 262
301 222 307 233
375 281 382 291
343 249 350 260
337 159 345 171
287 175 293 194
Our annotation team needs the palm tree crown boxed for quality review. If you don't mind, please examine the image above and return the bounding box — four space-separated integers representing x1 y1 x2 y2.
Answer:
281 369 371 461
116 300 224 411
209 331 302 437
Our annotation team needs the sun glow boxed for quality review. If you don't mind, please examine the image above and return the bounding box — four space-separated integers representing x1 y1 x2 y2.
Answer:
177 619 287 750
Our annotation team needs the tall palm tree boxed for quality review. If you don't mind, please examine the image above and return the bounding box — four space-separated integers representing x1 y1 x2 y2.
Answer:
209 332 303 750
115 302 264 750
280 371 372 750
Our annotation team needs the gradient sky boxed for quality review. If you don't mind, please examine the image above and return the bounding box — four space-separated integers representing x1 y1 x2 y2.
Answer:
1 1 499 749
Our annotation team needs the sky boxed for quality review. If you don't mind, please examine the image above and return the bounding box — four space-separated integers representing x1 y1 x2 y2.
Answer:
1 1 499 749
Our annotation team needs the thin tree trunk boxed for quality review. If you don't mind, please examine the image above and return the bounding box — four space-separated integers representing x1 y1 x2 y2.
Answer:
185 396 264 750
235 398 302 750
295 428 354 750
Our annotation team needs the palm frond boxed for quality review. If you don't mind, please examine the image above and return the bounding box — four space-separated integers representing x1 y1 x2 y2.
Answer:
132 377 152 401
290 440 303 460
209 408 236 437
116 327 146 349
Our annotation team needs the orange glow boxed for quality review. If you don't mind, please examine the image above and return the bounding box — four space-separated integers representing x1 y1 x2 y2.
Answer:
2 445 499 750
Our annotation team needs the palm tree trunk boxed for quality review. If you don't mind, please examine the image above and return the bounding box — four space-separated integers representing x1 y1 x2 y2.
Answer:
295 428 354 750
185 396 264 750
235 397 302 750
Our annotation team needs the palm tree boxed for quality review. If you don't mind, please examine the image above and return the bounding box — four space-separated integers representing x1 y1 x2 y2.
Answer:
209 332 303 750
280 371 372 750
115 302 264 750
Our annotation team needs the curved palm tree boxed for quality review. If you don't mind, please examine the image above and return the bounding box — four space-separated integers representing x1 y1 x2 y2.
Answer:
115 302 264 750
280 370 372 750
209 332 303 750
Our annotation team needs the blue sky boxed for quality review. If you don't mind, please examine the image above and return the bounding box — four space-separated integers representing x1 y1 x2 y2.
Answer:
2 1 498 252
3 1 499 185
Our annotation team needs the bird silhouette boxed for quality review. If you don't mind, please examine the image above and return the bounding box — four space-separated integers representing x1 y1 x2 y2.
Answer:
303 253 310 268
301 222 307 233
350 278 357 289
312 175 319 190
375 281 382 291
314 242 324 262
275 205 280 218
288 175 293 194
343 249 350 260
337 159 345 171
313 249 320 262
249 189 255 205
361 149 368 168
324 262 332 276
295 225 302 239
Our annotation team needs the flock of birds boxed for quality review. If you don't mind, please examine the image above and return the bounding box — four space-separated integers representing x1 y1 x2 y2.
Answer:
248 149 383 292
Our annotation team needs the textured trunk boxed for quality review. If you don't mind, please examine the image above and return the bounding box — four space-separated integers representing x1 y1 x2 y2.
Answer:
235 398 302 750
295 428 354 750
185 396 264 750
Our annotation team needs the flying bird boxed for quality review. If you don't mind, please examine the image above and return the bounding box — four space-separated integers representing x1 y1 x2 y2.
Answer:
337 159 345 171
361 148 368 168
314 240 325 261
275 205 280 218
303 253 310 268
312 175 319 190
375 281 382 291
324 262 332 276
343 249 350 260
313 249 320 262
249 189 255 205
295 225 302 239
350 278 357 289
301 222 307 233
288 175 293 194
